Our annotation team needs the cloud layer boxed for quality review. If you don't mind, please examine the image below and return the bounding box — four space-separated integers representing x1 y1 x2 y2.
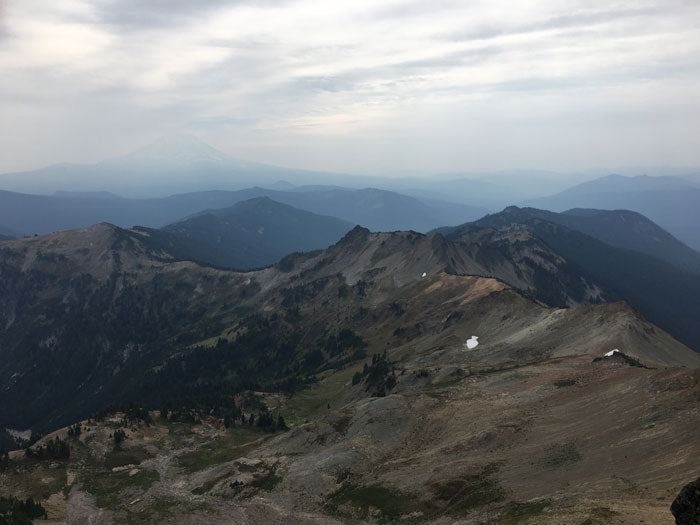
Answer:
1 0 699 175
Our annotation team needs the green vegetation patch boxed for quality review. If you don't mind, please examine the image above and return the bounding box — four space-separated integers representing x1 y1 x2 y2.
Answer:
0 496 47 523
176 427 265 474
352 352 396 397
124 497 211 525
326 483 424 523
431 476 505 513
430 463 506 515
283 362 364 425
578 506 621 524
543 442 581 468
553 379 576 388
103 447 153 469
329 414 353 435
429 368 469 390
2 463 67 501
82 468 160 509
250 471 282 492
166 421 195 437
501 499 551 523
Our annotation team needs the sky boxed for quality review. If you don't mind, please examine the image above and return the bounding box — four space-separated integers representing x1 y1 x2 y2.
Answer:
1 0 700 176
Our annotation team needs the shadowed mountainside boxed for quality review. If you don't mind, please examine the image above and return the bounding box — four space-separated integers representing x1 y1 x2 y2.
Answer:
134 197 354 269
437 206 700 274
438 206 700 352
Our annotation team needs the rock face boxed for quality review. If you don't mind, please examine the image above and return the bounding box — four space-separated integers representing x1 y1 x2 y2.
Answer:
444 206 700 351
671 477 700 525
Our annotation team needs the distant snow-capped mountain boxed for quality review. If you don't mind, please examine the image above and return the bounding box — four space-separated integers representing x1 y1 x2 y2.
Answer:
105 134 244 168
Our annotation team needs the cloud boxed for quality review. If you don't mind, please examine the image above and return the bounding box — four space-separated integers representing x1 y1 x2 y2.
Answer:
440 5 668 43
95 0 282 29
0 0 699 174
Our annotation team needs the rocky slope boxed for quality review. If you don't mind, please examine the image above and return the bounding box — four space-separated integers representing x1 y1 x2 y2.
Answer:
0 222 698 523
1 223 697 432
441 207 700 351
438 206 700 274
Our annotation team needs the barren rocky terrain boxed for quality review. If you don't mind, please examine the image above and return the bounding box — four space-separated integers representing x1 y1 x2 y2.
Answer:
1 224 698 523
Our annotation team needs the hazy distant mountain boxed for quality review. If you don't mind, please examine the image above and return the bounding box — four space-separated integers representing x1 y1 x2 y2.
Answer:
53 190 125 201
136 197 354 269
525 174 700 250
0 135 515 210
557 208 700 273
443 206 700 351
0 186 487 237
684 172 700 184
0 225 19 241
0 189 147 235
413 171 591 209
549 173 696 193
238 187 488 232
0 134 319 197
175 187 488 233
114 133 234 168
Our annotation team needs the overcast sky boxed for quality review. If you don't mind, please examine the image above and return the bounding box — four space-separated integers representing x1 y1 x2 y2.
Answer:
1 0 699 176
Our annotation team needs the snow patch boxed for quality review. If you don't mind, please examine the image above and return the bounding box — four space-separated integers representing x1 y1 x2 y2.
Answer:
464 336 479 350
604 349 620 357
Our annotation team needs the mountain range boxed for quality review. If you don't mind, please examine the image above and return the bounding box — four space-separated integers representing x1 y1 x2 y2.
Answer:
0 185 487 238
439 206 700 352
0 225 17 241
437 206 700 274
0 135 298 197
525 174 700 250
1 207 698 433
3 136 699 253
0 135 584 205
0 213 698 522
1 138 699 523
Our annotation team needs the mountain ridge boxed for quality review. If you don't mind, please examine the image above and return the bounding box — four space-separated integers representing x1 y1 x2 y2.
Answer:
441 206 700 351
135 197 354 269
524 174 700 250
436 205 700 274
1 218 695 429
0 186 487 237
0 217 698 524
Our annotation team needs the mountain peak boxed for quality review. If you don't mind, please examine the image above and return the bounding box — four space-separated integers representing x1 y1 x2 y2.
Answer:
337 225 371 245
113 134 232 166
